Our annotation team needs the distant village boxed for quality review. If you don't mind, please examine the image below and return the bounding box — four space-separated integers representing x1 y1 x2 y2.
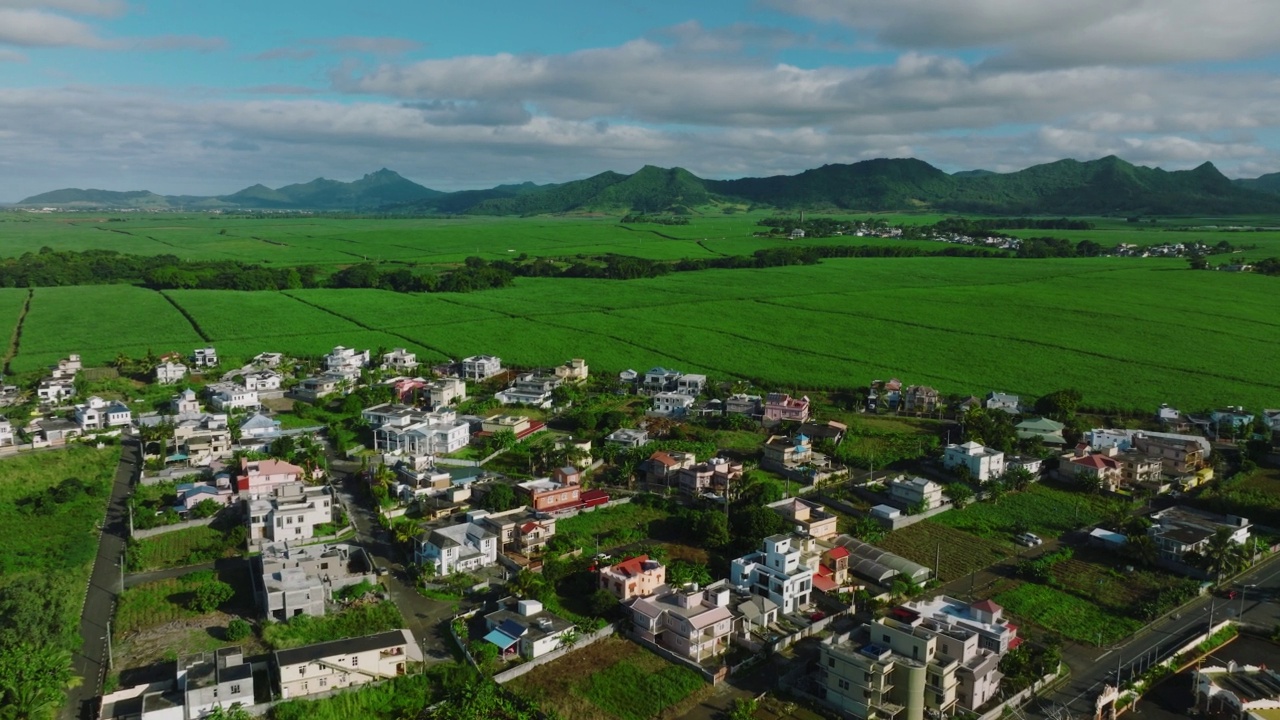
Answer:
3 342 1277 720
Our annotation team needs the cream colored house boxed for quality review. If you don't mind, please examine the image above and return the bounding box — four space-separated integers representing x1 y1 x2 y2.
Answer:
275 629 420 699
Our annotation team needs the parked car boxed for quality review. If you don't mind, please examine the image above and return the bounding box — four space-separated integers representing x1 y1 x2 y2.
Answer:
1015 532 1043 547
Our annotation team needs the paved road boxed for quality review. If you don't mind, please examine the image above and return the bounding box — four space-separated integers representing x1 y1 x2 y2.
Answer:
63 439 139 720
328 459 465 662
1027 553 1280 720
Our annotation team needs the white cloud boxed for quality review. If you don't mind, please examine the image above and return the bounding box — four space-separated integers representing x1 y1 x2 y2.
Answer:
767 0 1280 68
0 0 125 17
250 35 421 62
0 8 107 47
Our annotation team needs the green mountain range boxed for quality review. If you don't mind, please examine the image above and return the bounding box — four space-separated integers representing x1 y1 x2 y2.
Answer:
18 157 1280 215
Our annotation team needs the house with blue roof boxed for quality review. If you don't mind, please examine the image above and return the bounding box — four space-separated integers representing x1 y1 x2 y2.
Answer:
483 598 575 660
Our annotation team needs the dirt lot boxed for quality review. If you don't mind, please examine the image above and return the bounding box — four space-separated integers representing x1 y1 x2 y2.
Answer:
114 613 269 685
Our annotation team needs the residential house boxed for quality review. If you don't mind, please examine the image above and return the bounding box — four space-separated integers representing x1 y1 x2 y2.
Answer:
1263 409 1280 444
174 481 234 512
0 415 13 447
1064 445 1123 492
673 374 707 397
984 392 1020 414
483 599 576 660
426 377 467 407
171 388 201 417
1015 417 1066 446
553 436 592 468
74 396 132 430
888 476 945 511
0 384 20 408
461 355 502 381
495 372 563 408
37 376 76 404
817 618 961 720
1210 406 1254 436
871 379 903 410
275 630 420 699
629 582 735 663
191 347 218 368
295 373 346 402
239 412 282 441
54 354 82 374
246 482 335 546
1133 433 1207 475
1147 506 1251 568
32 417 81 445
768 497 838 541
155 361 188 385
234 457 305 493
763 393 811 423
554 358 589 383
957 396 983 413
172 414 233 462
178 648 255 719
790 228 805 239
516 466 581 513
1087 428 1135 450
724 393 763 417
381 348 419 373
900 596 1020 655
1116 450 1166 490
902 385 940 414
599 555 667 601
643 450 696 486
478 507 557 555
618 369 639 384
364 403 471 455
1006 456 1044 476
729 534 817 614
206 383 259 411
252 352 284 368
387 377 427 404
942 442 1005 483
798 420 848 446
893 599 1016 712
651 392 695 417
322 346 370 381
257 541 374 619
761 433 814 471
605 427 648 448
242 370 283 392
414 513 498 575
479 414 545 442
813 546 853 595
677 457 743 496
1157 404 1192 432
641 367 682 393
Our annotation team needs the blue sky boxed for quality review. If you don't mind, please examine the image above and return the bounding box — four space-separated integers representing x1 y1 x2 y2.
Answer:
2 0 1280 200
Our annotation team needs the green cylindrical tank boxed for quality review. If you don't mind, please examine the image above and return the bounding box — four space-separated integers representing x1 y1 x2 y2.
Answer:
899 661 926 720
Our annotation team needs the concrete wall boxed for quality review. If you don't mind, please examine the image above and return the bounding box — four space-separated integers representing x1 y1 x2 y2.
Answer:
132 515 217 539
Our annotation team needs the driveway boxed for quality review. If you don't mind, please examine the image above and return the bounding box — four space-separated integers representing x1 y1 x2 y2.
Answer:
328 459 464 662
63 439 139 720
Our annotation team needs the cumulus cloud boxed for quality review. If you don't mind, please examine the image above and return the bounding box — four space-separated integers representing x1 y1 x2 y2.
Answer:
766 0 1280 68
0 8 107 47
250 35 421 62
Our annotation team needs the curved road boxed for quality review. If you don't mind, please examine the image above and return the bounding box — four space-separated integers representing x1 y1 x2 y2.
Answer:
63 439 139 720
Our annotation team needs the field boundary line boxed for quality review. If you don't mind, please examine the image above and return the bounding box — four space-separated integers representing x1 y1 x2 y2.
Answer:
2 288 33 376
280 291 455 359
157 290 212 342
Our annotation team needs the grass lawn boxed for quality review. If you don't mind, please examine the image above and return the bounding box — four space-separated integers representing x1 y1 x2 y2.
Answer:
877 521 1010 582
115 569 250 636
994 582 1143 645
1048 548 1200 620
550 501 675 554
126 522 245 572
509 636 710 720
932 483 1124 542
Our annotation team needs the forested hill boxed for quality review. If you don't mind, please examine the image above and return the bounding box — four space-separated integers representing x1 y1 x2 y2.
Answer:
19 156 1280 215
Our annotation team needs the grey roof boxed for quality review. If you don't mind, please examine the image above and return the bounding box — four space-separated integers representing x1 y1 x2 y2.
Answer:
275 629 413 667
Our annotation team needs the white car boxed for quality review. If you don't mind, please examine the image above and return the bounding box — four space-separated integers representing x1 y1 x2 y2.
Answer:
1015 532 1043 547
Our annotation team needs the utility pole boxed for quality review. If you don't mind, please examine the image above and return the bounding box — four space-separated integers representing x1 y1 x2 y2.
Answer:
935 544 941 580
106 620 113 671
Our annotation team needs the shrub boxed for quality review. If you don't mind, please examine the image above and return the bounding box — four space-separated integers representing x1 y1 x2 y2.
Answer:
226 618 253 642
190 581 234 613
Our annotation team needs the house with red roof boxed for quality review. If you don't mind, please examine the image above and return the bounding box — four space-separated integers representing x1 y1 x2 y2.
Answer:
642 450 696 486
234 457 304 494
813 546 855 594
1064 445 1123 491
599 554 666 601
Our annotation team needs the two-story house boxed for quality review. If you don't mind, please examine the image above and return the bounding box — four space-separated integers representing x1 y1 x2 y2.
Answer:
495 372 563 409
1064 445 1123 491
426 377 467 407
178 648 254 718
817 618 960 720
294 374 346 403
477 507 557 555
605 427 649 447
724 393 764 418
599 555 666 601
984 392 1020 414
643 450 697 486
677 457 743 496
461 355 502 381
889 476 945 511
381 348 419 373
323 346 370 381
257 541 374 619
246 482 335 546
191 347 218 368
629 582 735 663
729 534 817 614
943 442 1005 483
234 456 305 493
763 393 811 423
74 396 133 430
242 370 283 392
276 630 420 699
206 383 259 411
1147 506 1251 569
902 385 940 414
554 358 589 383
761 433 814 471
768 497 838 541
516 466 582 513
0 415 14 447
651 392 695 417
415 514 499 575
155 361 188 385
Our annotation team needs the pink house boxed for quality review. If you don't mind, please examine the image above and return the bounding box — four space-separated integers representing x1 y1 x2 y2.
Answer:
390 377 428 403
599 555 667 601
235 457 304 493
763 393 811 423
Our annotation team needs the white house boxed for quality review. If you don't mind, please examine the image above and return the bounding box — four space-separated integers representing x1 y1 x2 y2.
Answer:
483 599 577 660
324 346 370 380
192 347 218 368
889 475 945 511
415 513 498 575
246 482 335 546
365 403 471 455
37 377 76 404
206 383 260 411
985 392 1020 414
494 373 562 408
252 352 284 368
651 392 695 417
729 534 816 614
0 415 15 447
239 412 282 441
155 361 188 385
171 388 202 417
943 441 1006 482
381 348 419 373
74 396 132 430
275 630 420 700
242 370 283 392
461 355 502 381
605 428 649 447
426 377 467 407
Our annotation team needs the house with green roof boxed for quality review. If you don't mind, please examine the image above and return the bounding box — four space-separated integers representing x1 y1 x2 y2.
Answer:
1015 417 1066 446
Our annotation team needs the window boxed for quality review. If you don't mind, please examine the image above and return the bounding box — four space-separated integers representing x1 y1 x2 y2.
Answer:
319 678 327 687
351 656 358 667
230 685 241 695
936 693 944 703
837 679 850 690
882 634 891 643
828 658 836 668
299 667 306 676
302 682 308 691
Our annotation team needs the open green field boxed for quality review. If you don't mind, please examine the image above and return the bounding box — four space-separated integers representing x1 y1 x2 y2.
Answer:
509 636 709 720
877 521 1010 582
932 484 1124 542
3 210 1280 409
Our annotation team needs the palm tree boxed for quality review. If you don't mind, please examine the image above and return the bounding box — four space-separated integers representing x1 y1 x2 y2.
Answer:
507 570 547 600
1125 535 1158 567
1203 527 1247 582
